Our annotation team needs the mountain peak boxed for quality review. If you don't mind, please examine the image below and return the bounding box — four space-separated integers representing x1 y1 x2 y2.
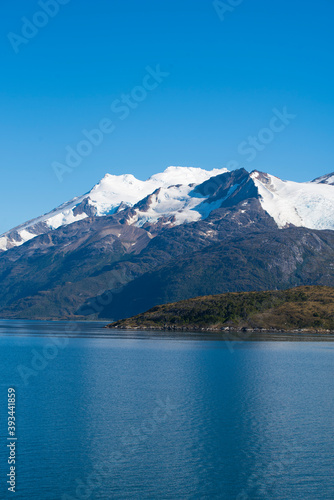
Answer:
312 172 334 185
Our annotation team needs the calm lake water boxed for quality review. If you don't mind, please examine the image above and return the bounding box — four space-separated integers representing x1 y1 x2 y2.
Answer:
0 320 334 499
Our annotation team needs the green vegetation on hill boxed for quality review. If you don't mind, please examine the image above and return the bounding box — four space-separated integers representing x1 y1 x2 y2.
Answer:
107 286 334 332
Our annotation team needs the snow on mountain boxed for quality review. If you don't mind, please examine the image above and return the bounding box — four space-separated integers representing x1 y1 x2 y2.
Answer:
149 166 226 186
89 166 227 216
0 166 228 251
126 184 224 228
312 172 334 185
0 194 89 251
252 171 334 230
1 166 333 253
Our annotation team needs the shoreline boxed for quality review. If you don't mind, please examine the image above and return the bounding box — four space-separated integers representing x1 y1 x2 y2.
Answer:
107 324 334 334
106 325 334 342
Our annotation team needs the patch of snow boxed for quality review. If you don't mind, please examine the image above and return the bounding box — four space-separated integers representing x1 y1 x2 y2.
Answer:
18 229 37 243
126 214 139 226
0 237 8 251
0 229 37 251
46 211 88 230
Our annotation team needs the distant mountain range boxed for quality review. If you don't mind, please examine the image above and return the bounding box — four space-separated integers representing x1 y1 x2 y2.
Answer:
0 166 333 320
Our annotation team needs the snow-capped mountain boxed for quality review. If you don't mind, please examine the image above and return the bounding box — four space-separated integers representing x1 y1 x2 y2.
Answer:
1 166 334 252
1 166 334 320
0 166 227 251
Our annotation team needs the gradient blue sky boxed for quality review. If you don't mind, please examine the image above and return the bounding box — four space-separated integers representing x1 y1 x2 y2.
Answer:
1 0 333 233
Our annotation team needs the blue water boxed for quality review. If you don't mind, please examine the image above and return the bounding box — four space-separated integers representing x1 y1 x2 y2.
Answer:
0 320 334 499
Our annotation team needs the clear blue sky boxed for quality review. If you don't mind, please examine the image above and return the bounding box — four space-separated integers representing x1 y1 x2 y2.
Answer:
1 0 333 233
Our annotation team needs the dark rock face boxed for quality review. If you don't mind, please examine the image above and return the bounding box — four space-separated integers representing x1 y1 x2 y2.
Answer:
72 198 97 217
0 169 333 320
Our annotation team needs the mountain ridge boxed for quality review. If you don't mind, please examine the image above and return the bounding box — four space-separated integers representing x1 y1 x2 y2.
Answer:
2 166 334 251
